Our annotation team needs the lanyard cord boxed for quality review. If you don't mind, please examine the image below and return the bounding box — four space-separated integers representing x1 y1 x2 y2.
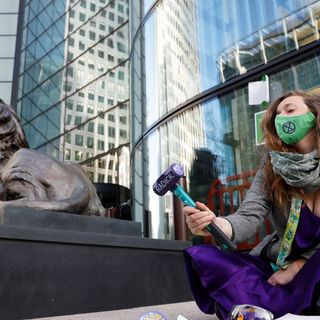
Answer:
271 197 302 272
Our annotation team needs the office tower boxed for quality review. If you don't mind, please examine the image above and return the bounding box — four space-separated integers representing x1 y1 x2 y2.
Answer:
16 0 130 187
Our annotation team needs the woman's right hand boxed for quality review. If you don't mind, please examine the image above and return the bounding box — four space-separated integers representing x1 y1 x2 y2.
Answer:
183 201 217 237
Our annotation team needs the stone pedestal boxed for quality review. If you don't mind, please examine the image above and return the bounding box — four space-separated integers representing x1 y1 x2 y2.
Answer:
0 207 192 320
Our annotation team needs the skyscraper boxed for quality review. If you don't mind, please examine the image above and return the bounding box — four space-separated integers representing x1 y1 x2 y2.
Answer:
16 0 130 188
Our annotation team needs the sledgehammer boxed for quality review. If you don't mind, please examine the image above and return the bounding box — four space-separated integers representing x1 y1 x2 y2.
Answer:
153 163 236 252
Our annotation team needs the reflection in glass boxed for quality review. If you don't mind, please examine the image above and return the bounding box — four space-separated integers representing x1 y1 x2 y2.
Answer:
217 2 320 83
132 50 320 239
17 0 130 190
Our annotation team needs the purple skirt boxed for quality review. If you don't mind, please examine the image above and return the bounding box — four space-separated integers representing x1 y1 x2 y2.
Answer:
184 206 320 319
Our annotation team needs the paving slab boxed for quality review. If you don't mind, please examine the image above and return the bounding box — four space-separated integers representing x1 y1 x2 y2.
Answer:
30 301 217 320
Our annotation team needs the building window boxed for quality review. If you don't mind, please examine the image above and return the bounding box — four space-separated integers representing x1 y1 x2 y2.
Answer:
79 12 86 21
108 127 115 138
107 54 114 62
78 59 85 66
119 116 127 124
98 174 105 182
75 116 82 125
89 31 96 41
117 42 126 53
78 91 85 97
117 31 124 38
118 4 124 12
87 136 94 148
75 134 84 146
88 93 94 100
108 113 115 122
66 114 72 125
108 160 113 169
98 95 104 103
98 123 104 135
65 148 71 160
118 70 125 80
66 67 73 77
80 29 85 36
76 103 83 112
98 159 105 168
68 37 74 47
108 143 115 149
79 42 85 50
97 140 104 150
119 129 127 139
109 12 114 21
75 150 83 161
87 106 94 114
107 98 114 105
67 100 73 110
98 50 104 58
80 0 86 8
99 23 105 31
64 82 72 92
90 3 96 11
107 39 113 48
66 133 71 143
88 122 94 132
118 16 124 24
67 52 74 61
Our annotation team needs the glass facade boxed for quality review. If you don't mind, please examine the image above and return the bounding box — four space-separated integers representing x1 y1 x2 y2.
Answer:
17 0 130 191
0 1 20 104
131 0 320 240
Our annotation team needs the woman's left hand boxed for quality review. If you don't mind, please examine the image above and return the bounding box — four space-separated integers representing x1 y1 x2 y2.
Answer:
267 259 305 286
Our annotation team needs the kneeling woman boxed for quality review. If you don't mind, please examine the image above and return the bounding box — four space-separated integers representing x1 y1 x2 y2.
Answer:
183 91 320 319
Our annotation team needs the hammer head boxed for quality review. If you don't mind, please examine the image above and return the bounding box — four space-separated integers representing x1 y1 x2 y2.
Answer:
152 163 184 196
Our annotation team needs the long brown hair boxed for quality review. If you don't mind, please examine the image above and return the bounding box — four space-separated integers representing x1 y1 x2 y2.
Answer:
261 90 320 211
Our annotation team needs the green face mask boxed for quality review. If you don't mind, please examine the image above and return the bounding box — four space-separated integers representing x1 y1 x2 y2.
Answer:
275 111 316 145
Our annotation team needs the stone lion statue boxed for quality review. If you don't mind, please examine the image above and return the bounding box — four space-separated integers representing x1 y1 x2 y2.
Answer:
0 99 106 216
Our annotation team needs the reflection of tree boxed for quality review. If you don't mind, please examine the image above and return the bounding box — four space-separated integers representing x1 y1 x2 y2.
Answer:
189 148 219 205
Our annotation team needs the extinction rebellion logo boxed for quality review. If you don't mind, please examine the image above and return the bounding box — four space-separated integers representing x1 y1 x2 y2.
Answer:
282 121 295 134
140 311 168 320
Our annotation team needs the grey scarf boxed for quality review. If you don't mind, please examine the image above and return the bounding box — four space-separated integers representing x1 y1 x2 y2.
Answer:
269 149 320 192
